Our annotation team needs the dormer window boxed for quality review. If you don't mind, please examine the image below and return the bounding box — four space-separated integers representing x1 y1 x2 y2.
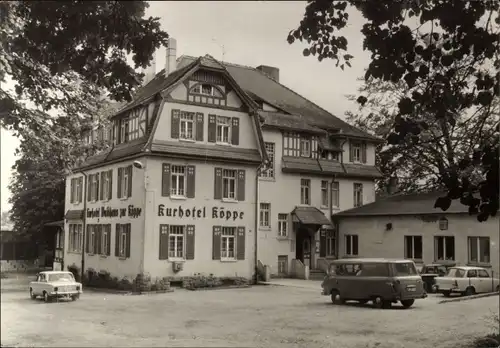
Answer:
192 83 214 96
352 142 361 162
300 137 311 157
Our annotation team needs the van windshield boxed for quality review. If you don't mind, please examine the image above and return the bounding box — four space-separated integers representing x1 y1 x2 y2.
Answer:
392 262 418 276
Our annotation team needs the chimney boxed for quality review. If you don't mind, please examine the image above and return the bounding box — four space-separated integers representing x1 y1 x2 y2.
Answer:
256 65 279 82
165 37 177 76
387 176 399 196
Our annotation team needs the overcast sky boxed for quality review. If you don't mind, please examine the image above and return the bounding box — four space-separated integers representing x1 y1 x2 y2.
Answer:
1 1 371 212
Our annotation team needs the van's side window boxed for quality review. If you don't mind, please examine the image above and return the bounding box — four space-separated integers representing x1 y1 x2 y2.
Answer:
335 263 362 276
357 263 389 277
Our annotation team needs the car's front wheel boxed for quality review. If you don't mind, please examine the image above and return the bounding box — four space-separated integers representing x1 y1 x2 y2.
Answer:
442 290 451 297
29 288 36 300
71 294 80 301
464 287 476 296
43 291 51 303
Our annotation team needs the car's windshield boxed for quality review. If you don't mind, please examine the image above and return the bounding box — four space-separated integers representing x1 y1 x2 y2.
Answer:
446 268 465 277
47 273 74 282
392 262 418 276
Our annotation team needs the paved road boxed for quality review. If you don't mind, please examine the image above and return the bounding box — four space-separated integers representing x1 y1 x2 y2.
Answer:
1 284 498 348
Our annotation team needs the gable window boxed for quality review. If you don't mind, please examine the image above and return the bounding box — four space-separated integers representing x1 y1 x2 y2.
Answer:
283 132 319 158
179 112 195 140
438 217 448 230
259 142 275 178
434 236 455 261
171 165 186 197
331 182 339 208
300 137 311 157
169 225 185 259
321 180 329 207
353 183 363 207
345 234 358 256
192 83 216 96
351 142 362 162
404 236 423 260
117 166 133 199
259 203 271 228
278 214 288 237
222 169 237 200
468 237 490 264
300 179 311 205
216 116 231 144
221 227 236 260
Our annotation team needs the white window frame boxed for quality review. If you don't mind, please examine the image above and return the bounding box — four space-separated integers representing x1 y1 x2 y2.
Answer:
259 203 271 229
278 214 288 237
101 225 110 256
352 142 362 162
345 234 358 256
300 179 310 205
68 224 83 252
89 174 98 202
331 181 339 209
121 167 130 199
222 169 237 200
88 226 96 254
168 225 185 260
326 230 336 257
300 137 311 157
468 236 490 264
434 236 455 261
101 172 110 201
216 116 231 144
179 112 195 140
321 180 329 207
404 235 423 260
118 226 127 258
260 142 275 178
170 165 187 197
353 183 363 208
221 227 236 261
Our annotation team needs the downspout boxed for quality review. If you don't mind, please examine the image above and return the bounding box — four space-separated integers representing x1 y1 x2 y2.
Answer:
80 171 88 282
254 162 265 284
336 137 348 258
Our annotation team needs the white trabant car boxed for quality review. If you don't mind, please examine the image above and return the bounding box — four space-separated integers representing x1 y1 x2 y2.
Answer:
434 266 500 297
29 271 83 302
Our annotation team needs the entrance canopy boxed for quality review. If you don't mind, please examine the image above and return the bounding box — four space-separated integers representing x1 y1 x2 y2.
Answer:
45 220 64 228
291 206 333 230
64 210 83 220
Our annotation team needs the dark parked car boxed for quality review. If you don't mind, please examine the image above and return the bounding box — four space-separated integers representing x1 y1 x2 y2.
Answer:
419 262 456 293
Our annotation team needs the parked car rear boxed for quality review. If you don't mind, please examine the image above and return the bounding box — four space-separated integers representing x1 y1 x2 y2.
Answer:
434 266 500 297
321 258 427 309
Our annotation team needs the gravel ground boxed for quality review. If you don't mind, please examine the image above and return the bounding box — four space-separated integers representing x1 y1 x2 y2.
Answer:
1 280 498 348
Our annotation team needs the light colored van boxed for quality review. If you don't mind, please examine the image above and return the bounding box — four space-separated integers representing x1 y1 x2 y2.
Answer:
321 258 427 309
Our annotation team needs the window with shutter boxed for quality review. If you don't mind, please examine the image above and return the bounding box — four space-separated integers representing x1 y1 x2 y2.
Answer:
221 227 236 260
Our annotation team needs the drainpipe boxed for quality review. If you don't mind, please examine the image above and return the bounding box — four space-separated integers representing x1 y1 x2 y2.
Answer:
80 171 88 282
254 162 265 284
336 137 348 258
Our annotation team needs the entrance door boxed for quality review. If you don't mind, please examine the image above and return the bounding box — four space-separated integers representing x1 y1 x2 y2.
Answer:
295 228 312 267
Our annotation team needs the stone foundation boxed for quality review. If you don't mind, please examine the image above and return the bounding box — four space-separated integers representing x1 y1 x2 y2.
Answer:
0 259 39 272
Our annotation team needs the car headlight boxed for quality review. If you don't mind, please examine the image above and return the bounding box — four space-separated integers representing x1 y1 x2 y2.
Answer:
76 285 80 291
54 287 58 292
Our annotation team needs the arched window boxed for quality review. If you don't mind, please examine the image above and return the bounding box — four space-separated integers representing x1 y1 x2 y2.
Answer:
191 83 223 98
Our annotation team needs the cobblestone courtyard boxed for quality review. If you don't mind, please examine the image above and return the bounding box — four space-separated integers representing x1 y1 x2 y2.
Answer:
1 279 498 348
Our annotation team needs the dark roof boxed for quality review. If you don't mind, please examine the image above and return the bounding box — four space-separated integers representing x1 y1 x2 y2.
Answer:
150 140 261 163
65 210 84 220
178 56 381 142
333 191 473 217
281 156 382 179
291 206 332 226
78 138 148 169
260 111 324 134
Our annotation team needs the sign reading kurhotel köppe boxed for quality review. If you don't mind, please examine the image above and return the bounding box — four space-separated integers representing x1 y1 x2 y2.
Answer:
158 204 244 221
